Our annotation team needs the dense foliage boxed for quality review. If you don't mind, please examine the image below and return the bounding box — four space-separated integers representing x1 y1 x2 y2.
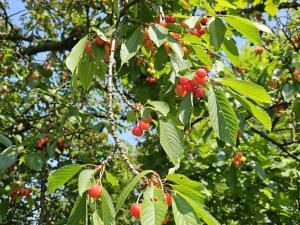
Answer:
0 0 299 224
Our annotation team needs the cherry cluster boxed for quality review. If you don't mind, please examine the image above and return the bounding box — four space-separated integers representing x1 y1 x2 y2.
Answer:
10 187 32 200
130 192 172 222
132 117 152 137
35 136 49 149
175 67 209 98
232 152 246 168
187 16 208 37
57 137 70 149
84 35 111 61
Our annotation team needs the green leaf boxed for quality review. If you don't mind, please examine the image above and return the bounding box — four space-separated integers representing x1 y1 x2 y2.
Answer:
171 184 205 205
0 199 9 222
105 171 119 187
292 98 300 122
222 37 239 66
102 187 116 225
116 170 153 213
253 22 273 34
208 18 226 50
92 210 104 225
178 193 221 225
168 36 184 59
172 194 201 225
66 35 88 74
67 193 87 225
220 78 272 104
48 164 83 193
148 100 170 116
223 16 260 45
192 46 213 67
0 146 18 172
265 0 278 16
24 152 43 171
166 174 204 191
120 27 144 66
183 16 200 29
159 119 184 166
0 134 12 147
178 92 193 126
235 95 272 131
141 186 168 225
207 86 238 145
226 164 237 191
148 23 168 47
170 52 191 77
78 169 95 196
77 55 96 89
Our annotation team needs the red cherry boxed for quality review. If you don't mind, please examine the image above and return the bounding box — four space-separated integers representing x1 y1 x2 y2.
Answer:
95 36 105 46
163 43 171 54
35 140 44 149
196 68 207 78
197 27 206 36
144 30 150 39
164 192 172 207
138 120 150 130
0 54 3 61
10 192 17 200
165 15 176 23
190 76 201 86
200 16 208 25
132 126 143 137
159 20 168 28
198 76 208 84
175 85 187 97
181 21 188 28
87 184 102 198
255 47 264 55
179 76 190 86
193 87 205 98
170 32 181 40
84 41 93 54
130 203 141 218
183 82 194 92
42 136 49 144
189 29 199 36
57 138 64 148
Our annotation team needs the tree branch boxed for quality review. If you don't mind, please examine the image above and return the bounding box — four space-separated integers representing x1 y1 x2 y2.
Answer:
251 127 300 162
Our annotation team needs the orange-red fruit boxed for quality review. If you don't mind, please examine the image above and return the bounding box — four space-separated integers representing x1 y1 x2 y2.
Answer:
170 32 181 40
198 76 208 84
132 126 143 137
201 16 208 25
196 68 207 78
255 47 264 55
163 43 171 54
175 85 187 97
190 76 201 86
179 76 190 86
164 192 172 207
138 120 150 130
87 184 102 198
165 15 176 23
84 41 93 54
136 58 143 65
193 87 205 98
159 20 168 28
161 216 170 224
130 203 141 218
57 138 64 148
197 27 206 36
189 29 199 36
35 140 44 149
95 36 105 46
0 54 3 61
183 82 194 92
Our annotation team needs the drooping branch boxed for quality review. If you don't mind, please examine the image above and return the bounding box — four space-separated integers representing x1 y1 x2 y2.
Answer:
251 127 300 162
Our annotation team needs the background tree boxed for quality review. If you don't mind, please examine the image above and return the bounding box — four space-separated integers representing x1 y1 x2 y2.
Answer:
0 0 299 224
